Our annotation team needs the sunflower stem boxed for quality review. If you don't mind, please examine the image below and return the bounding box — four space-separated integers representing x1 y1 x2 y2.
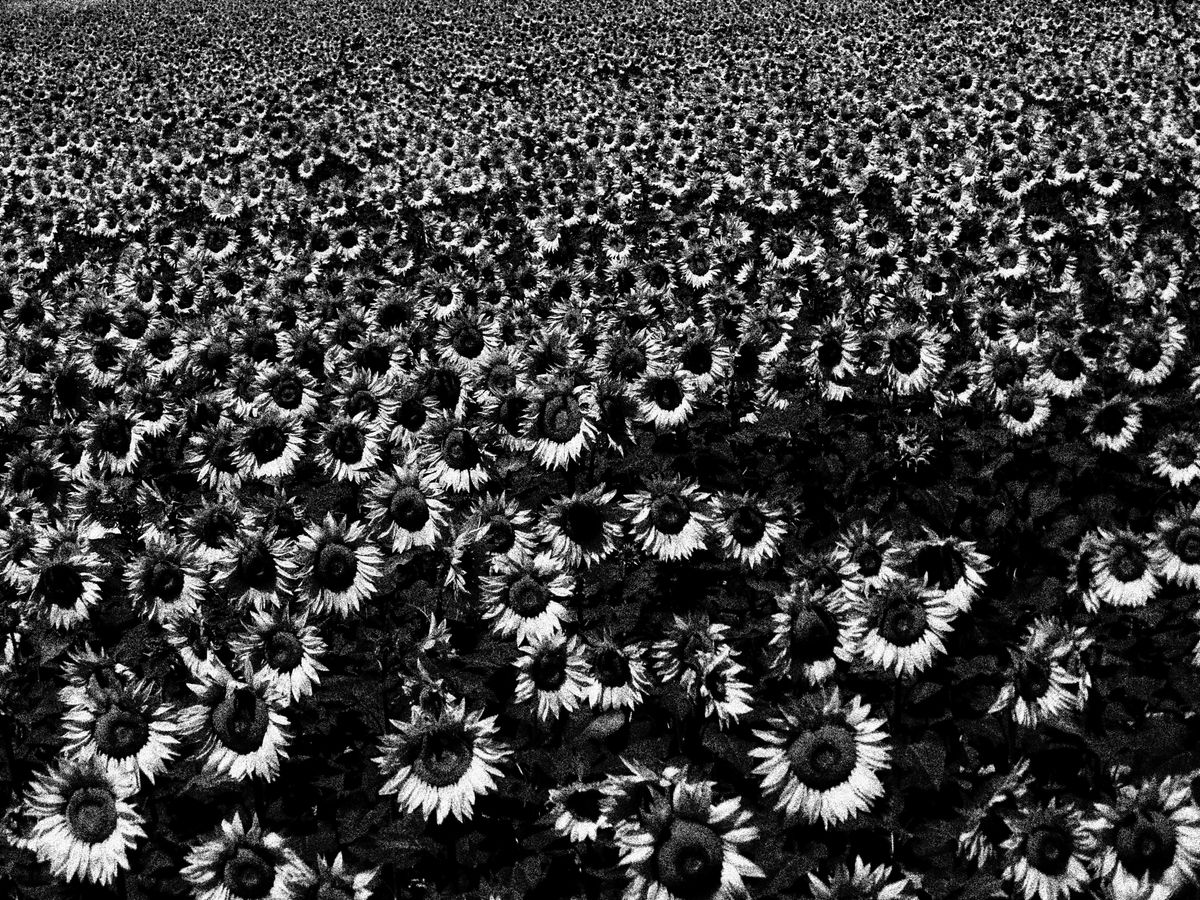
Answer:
891 677 907 745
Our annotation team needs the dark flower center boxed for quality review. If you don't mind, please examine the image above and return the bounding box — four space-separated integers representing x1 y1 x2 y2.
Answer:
66 786 118 843
314 877 356 900
564 501 605 546
212 688 269 753
729 504 767 547
564 788 603 821
345 389 379 420
681 341 714 375
325 423 366 464
529 645 569 691
655 820 725 900
247 422 290 463
1026 825 1074 876
1168 439 1196 470
507 574 550 617
271 374 304 410
146 560 184 600
652 495 691 536
817 335 844 370
484 514 516 555
649 376 684 411
389 486 430 532
40 563 85 607
1049 347 1083 381
1015 658 1051 701
236 541 277 590
486 364 516 395
1116 811 1178 877
915 542 966 591
790 605 838 663
1127 336 1164 373
93 415 134 456
538 392 584 444
442 429 481 470
1110 544 1147 583
265 629 303 672
789 723 859 790
594 647 632 687
876 591 928 647
857 548 883 577
223 847 277 900
95 705 151 759
413 727 474 787
612 345 647 380
314 543 358 592
396 396 428 432
1093 403 1130 438
1170 526 1200 565
451 324 485 360
888 334 922 375
197 507 236 548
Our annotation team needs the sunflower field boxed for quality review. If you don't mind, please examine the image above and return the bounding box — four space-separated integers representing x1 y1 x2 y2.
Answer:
2 0 1200 898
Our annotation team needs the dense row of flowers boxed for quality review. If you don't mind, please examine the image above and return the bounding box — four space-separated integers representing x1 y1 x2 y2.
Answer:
2 0 1200 897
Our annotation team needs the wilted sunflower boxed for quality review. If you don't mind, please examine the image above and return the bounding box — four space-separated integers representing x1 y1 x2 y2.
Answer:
375 696 511 824
183 813 309 900
751 688 891 827
1085 772 1200 900
21 757 144 886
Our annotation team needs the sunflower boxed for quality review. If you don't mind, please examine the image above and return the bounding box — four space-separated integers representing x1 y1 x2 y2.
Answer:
365 466 449 556
857 575 958 679
1037 336 1090 399
990 623 1082 729
21 757 144 886
184 497 244 567
692 647 755 729
614 770 763 900
58 646 136 711
469 491 539 570
905 533 992 614
254 364 321 422
1085 773 1200 900
880 322 947 395
22 532 104 631
1116 316 1186 388
181 667 291 783
186 420 245 494
482 551 575 644
231 609 327 706
809 857 918 900
624 476 713 563
375 696 511 824
550 782 609 843
1087 397 1142 453
831 522 904 599
1087 528 1160 610
999 383 1053 437
183 813 309 900
521 376 599 471
314 413 382 484
513 632 591 722
83 402 145 475
218 525 296 611
298 514 383 618
751 689 891 827
1003 802 1093 900
1149 432 1200 488
635 367 698 432
295 853 378 900
958 759 1034 867
60 676 181 784
422 416 493 494
768 580 861 685
714 492 788 570
437 311 502 375
538 487 624 570
126 536 206 624
580 633 650 712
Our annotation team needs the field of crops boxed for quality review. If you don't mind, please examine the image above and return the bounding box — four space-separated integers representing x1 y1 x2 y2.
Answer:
2 0 1200 898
